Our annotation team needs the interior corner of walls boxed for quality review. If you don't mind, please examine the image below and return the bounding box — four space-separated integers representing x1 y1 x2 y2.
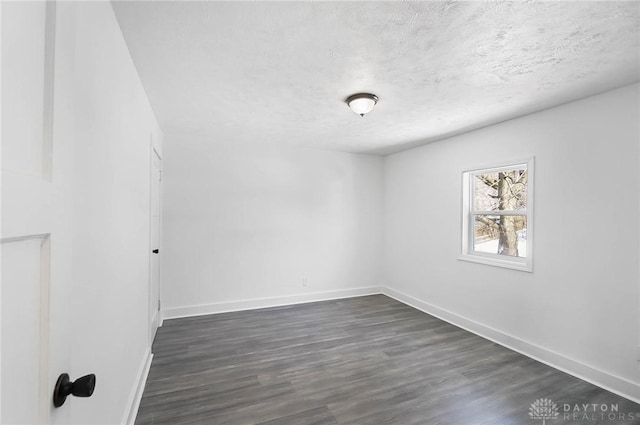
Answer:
122 348 153 425
381 286 640 404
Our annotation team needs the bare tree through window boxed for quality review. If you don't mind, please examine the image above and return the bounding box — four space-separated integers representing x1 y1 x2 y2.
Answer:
461 159 533 271
473 168 527 257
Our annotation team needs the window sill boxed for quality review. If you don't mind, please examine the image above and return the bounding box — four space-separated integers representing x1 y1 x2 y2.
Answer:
458 254 533 273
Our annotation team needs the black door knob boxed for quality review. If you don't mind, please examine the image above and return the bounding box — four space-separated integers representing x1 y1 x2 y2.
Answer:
53 373 96 408
152 249 159 254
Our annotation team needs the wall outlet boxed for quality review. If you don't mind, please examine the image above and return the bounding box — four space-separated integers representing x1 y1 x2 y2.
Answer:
302 277 308 287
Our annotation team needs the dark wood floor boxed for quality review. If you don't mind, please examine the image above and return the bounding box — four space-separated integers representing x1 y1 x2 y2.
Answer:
135 295 640 425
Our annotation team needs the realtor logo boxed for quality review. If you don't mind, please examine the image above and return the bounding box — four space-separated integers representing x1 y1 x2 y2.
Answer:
529 398 559 424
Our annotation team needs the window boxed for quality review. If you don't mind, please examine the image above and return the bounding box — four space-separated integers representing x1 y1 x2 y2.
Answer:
460 158 534 272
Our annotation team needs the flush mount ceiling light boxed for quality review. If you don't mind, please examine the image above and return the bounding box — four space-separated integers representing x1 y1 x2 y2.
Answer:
346 93 378 117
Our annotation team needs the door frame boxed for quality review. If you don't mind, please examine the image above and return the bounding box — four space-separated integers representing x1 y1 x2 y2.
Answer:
148 140 162 346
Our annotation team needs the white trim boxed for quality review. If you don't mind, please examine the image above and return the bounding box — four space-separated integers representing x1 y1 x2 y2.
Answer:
123 349 153 425
458 253 531 272
382 286 640 404
148 140 162 345
141 287 639 408
0 2 3 418
461 157 533 176
470 210 527 216
461 157 534 272
162 287 382 320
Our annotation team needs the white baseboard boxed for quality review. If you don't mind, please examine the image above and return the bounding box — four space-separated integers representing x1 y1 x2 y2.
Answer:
123 348 153 425
382 286 640 404
153 285 640 404
162 286 383 320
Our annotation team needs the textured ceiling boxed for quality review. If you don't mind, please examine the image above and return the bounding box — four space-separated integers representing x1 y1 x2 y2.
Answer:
112 1 640 155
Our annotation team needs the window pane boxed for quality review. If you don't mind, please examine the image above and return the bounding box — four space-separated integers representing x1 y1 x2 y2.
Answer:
473 168 527 211
473 215 527 258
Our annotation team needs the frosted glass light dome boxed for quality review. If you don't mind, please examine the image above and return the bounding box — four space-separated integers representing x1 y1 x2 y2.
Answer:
346 93 378 117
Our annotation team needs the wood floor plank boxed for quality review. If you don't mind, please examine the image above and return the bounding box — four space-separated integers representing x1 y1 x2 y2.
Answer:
136 295 640 424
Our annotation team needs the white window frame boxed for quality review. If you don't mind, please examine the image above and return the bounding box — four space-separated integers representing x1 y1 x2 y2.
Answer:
459 157 534 272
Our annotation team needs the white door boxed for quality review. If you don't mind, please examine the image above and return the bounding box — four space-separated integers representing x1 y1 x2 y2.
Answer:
149 146 162 344
1 2 73 423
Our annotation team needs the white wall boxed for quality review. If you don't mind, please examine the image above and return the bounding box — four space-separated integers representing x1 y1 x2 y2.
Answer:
383 84 640 400
162 138 383 316
53 3 161 423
